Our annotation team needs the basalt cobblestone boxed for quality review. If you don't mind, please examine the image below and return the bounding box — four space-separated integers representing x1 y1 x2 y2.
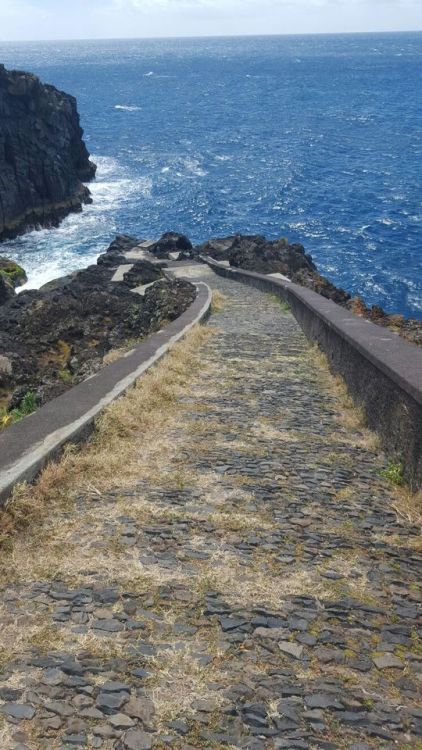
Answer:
0 271 420 750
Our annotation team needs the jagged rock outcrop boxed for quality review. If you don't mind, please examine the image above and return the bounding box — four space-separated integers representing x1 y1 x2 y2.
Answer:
148 232 193 259
227 235 317 276
0 240 195 410
0 65 96 241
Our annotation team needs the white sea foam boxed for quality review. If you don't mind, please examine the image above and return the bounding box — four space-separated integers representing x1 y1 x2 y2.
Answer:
182 157 208 177
114 105 142 112
377 217 396 226
11 155 152 290
144 71 154 77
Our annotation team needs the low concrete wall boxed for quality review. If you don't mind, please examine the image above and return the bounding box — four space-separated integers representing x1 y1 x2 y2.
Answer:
204 258 422 490
0 282 212 505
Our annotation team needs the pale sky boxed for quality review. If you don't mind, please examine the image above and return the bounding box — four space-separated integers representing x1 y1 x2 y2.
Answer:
0 0 420 41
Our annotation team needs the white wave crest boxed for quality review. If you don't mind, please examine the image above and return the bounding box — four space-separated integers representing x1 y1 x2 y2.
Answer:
114 105 142 112
10 155 153 290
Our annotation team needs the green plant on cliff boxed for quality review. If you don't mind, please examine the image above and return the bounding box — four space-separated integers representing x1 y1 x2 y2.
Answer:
381 461 404 486
0 391 37 430
58 368 73 383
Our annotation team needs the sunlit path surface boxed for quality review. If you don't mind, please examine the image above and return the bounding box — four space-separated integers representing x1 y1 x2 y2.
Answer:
0 270 420 750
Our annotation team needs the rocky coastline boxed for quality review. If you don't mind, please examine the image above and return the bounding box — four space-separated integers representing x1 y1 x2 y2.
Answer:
128 231 420 346
192 234 422 347
0 65 96 242
1 228 420 427
0 235 196 424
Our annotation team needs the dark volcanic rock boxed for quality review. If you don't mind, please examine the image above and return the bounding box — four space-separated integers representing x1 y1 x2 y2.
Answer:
105 235 140 256
197 234 316 277
0 65 96 242
97 235 140 268
0 254 196 410
292 268 351 306
123 260 163 289
229 235 317 276
0 273 15 305
148 232 193 259
196 237 237 261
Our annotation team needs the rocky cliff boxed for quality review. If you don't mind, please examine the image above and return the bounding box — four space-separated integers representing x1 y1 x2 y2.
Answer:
0 65 96 241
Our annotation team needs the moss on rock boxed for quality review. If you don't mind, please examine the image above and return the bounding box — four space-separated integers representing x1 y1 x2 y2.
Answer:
0 257 27 288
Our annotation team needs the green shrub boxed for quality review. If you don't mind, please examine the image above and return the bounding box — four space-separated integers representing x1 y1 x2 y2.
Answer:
0 391 38 430
9 392 37 422
381 461 404 486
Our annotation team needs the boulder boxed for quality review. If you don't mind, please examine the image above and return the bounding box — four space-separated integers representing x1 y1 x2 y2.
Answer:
148 232 193 258
97 235 141 268
196 234 317 277
104 235 140 255
228 235 317 276
195 237 237 261
97 252 127 268
0 256 27 287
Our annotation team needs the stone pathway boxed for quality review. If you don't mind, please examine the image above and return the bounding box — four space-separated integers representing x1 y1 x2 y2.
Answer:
0 267 420 750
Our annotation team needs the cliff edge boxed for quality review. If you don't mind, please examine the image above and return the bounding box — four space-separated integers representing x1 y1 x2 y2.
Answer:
0 65 96 241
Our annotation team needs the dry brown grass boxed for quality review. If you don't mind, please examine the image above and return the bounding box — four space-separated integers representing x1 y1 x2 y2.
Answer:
390 488 422 528
308 344 380 452
211 289 227 312
195 550 325 608
0 324 213 573
0 609 69 671
308 343 422 527
102 344 136 366
147 641 229 726
0 716 15 750
374 531 422 552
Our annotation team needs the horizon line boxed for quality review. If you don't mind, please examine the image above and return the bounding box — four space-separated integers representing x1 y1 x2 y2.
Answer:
1 29 421 44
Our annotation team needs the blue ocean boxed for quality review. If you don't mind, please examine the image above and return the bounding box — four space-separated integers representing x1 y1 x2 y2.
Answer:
0 33 421 317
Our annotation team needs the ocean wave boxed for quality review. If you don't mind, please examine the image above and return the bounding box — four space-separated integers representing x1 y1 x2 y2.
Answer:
376 217 397 226
91 154 121 178
9 155 153 290
179 157 207 178
114 105 142 112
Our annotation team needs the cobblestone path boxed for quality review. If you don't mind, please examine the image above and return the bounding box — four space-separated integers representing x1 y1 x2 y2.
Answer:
0 268 421 750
